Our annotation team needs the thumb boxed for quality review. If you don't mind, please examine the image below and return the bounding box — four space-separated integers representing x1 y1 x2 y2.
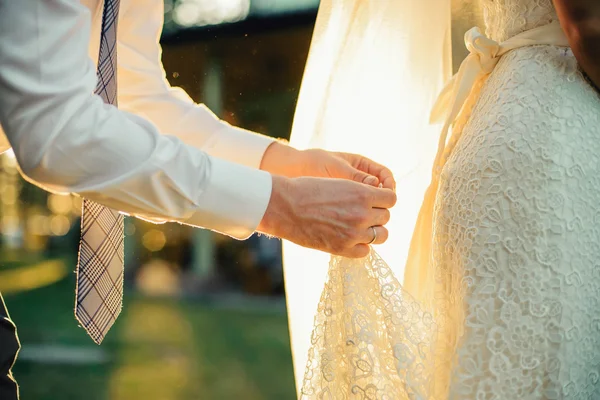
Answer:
345 165 379 187
362 174 380 186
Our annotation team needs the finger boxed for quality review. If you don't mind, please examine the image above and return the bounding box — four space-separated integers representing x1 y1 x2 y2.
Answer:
336 153 395 190
369 208 391 227
381 174 396 192
370 164 396 191
342 163 379 187
373 226 389 244
368 186 397 208
361 226 389 245
355 156 396 191
344 244 371 259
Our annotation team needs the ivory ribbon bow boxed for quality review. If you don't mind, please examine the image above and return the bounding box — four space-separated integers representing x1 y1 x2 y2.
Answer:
428 21 569 170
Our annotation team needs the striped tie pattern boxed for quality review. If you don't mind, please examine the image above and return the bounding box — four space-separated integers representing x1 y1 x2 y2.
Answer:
74 0 124 345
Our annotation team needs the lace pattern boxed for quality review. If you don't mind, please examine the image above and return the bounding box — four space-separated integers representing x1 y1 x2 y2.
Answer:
435 45 600 399
300 252 437 399
481 0 557 42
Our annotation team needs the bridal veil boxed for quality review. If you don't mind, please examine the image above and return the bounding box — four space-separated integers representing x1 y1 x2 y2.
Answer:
283 0 454 397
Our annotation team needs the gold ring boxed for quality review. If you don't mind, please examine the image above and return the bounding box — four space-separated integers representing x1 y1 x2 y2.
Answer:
368 226 377 245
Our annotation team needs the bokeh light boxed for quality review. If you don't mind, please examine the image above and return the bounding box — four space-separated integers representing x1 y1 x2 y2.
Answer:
173 0 250 27
142 229 167 252
47 194 73 215
49 215 70 236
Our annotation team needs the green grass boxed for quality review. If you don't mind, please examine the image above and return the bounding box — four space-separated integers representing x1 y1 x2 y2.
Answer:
4 267 296 400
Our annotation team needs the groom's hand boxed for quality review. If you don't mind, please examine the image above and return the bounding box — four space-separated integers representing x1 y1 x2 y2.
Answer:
302 149 396 191
258 175 396 258
261 143 396 190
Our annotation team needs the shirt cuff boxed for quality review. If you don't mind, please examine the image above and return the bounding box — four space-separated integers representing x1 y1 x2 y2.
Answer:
204 123 276 169
184 155 272 240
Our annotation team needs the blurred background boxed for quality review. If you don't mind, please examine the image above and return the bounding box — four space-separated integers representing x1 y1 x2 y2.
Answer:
0 1 319 399
0 0 481 399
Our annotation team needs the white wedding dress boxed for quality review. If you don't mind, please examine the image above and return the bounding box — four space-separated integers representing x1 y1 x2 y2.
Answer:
286 1 600 399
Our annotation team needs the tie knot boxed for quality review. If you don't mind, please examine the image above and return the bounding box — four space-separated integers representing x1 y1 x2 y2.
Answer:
465 27 501 74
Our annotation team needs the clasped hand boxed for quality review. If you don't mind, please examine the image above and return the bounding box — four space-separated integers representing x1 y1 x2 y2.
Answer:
259 143 396 258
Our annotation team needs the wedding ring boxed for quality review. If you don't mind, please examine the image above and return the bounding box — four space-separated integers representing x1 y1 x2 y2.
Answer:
368 226 377 245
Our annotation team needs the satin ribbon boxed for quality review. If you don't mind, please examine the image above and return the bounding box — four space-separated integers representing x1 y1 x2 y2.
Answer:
428 21 569 172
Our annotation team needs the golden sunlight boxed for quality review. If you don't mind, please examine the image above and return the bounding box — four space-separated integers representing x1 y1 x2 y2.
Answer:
283 0 451 390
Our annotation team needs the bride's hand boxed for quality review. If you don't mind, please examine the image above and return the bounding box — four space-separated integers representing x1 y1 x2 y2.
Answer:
260 143 396 190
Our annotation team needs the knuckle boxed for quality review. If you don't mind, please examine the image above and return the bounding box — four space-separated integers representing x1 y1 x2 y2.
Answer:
329 242 344 255
355 210 369 225
357 189 371 205
350 229 363 242
370 190 380 205
352 170 366 183
345 207 364 225
332 247 344 256
330 237 351 254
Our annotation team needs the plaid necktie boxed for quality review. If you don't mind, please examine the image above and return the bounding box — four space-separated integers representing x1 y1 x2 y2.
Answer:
75 0 124 345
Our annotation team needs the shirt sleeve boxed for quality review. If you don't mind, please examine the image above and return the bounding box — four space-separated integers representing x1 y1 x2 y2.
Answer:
116 0 276 168
0 0 272 240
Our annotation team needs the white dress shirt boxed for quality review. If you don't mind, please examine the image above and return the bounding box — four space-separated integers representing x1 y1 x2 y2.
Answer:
0 0 275 239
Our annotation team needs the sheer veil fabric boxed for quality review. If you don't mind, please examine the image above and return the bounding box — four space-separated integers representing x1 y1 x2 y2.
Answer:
282 0 452 397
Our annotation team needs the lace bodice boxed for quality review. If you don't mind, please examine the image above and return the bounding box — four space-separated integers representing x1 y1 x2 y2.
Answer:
481 0 558 41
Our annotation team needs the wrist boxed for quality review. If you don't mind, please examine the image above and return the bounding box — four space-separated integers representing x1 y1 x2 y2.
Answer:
257 174 295 236
259 140 305 178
